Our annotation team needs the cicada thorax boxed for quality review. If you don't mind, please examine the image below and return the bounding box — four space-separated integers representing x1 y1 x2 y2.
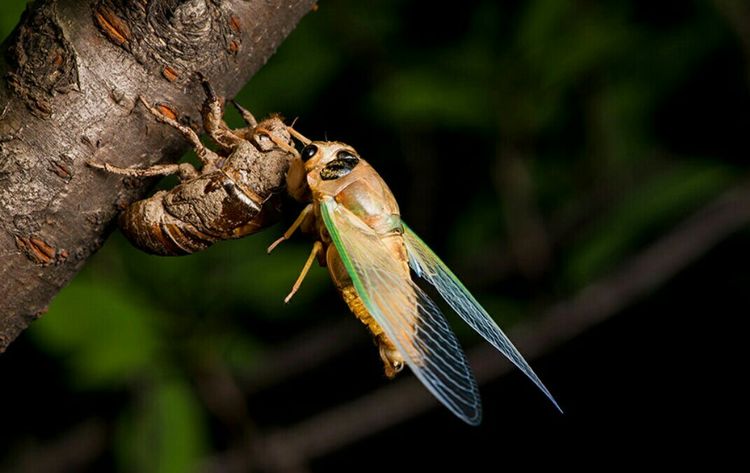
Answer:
120 132 292 256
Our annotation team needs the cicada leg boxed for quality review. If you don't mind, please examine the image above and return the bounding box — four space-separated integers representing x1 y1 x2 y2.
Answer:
267 204 313 253
232 99 304 155
253 125 299 156
230 100 257 128
283 240 323 303
138 96 221 170
199 76 245 151
87 160 199 181
269 203 318 303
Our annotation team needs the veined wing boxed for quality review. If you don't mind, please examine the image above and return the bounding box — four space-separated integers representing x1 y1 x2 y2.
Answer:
320 198 482 425
403 224 563 413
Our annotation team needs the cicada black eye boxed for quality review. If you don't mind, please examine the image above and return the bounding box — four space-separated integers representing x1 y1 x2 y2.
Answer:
301 144 318 162
336 150 359 166
321 149 360 180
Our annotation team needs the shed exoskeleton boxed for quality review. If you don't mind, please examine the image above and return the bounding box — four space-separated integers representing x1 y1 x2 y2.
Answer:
89 80 299 255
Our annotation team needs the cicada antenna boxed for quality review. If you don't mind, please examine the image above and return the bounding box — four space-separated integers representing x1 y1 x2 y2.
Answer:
287 120 311 146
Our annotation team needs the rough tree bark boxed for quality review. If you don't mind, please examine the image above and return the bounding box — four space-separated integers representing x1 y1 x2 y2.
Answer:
0 0 316 352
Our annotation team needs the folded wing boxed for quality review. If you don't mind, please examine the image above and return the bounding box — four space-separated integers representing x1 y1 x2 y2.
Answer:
403 224 562 413
320 198 482 424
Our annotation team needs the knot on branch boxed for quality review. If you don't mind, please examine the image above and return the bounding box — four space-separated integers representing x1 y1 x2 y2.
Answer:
5 2 80 116
94 0 243 83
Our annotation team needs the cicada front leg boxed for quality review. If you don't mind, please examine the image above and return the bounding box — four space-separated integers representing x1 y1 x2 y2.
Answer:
86 160 199 181
268 204 320 303
267 203 314 253
229 100 300 157
92 83 238 179
284 241 323 303
231 100 258 128
137 96 222 171
199 77 246 152
87 95 221 182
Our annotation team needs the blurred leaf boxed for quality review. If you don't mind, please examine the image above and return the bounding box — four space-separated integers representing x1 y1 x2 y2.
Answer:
519 2 632 88
30 278 162 389
516 0 571 54
481 296 527 327
218 238 330 317
116 378 207 473
235 17 343 118
0 1 24 42
217 332 266 376
371 67 494 129
447 192 505 260
113 228 329 322
564 162 733 286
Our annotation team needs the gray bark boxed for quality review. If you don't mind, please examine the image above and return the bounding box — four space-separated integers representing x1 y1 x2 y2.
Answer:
0 0 316 351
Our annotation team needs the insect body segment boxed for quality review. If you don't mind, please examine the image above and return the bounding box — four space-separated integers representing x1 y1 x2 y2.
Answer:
273 140 561 425
89 81 298 255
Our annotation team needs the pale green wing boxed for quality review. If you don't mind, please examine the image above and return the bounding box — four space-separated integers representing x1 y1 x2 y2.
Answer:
320 198 482 425
403 224 563 413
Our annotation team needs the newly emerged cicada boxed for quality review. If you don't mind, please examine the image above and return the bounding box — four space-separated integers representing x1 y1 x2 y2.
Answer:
270 136 562 425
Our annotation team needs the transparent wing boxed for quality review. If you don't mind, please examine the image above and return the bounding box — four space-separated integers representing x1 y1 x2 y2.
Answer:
320 198 482 425
403 224 563 413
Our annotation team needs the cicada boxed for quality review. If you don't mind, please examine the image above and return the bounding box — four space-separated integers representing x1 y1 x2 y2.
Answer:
270 134 562 425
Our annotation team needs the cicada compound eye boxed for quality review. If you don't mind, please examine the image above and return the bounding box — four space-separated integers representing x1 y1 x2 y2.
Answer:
301 144 318 162
320 148 360 181
335 150 359 165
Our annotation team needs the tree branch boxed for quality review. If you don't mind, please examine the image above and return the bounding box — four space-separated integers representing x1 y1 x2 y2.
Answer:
0 0 316 351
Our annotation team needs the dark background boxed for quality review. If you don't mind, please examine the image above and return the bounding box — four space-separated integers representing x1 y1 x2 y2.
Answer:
1 1 748 471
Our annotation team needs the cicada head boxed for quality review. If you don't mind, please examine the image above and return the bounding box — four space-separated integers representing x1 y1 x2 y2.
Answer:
290 141 363 199
287 141 362 202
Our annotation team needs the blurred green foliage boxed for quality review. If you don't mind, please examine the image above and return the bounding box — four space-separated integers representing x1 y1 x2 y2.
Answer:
31 278 162 389
116 378 208 473
565 162 733 284
2 0 749 471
